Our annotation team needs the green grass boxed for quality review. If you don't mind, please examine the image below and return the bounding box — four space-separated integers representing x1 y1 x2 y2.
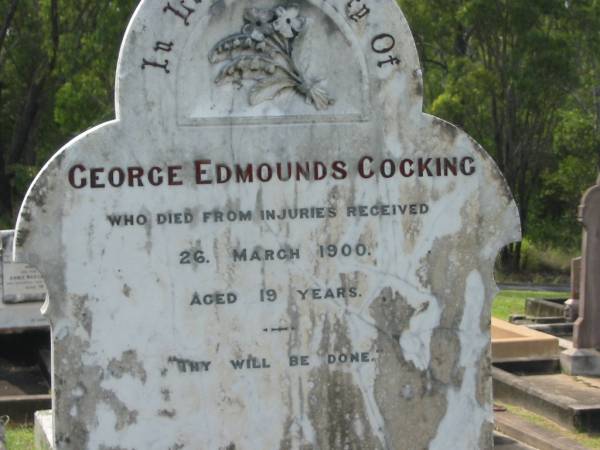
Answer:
500 402 600 449
6 425 34 450
492 289 568 321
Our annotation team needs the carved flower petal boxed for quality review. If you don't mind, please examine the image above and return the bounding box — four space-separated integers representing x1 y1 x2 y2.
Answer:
274 6 287 18
287 5 300 18
273 6 304 37
290 17 305 33
273 19 294 38
250 29 265 41
243 7 275 24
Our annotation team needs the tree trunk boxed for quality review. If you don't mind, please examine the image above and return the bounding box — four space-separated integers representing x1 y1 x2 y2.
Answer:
0 0 19 54
0 150 12 221
8 78 45 166
512 241 522 272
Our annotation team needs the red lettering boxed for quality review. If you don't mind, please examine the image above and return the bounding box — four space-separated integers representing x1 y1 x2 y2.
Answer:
235 164 253 183
332 161 347 180
108 167 125 187
90 168 105 189
381 159 395 178
358 156 374 178
128 167 144 187
148 167 163 186
418 158 433 177
460 157 476 175
216 164 232 184
257 163 273 182
195 160 213 185
168 166 183 186
313 161 327 181
399 159 414 177
68 164 87 189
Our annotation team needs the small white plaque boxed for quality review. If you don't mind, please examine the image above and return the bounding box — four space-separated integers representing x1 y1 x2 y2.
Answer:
1 230 46 304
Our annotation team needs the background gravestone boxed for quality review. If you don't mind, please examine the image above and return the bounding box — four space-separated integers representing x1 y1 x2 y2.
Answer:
16 0 520 448
562 175 600 375
0 230 48 331
0 230 46 305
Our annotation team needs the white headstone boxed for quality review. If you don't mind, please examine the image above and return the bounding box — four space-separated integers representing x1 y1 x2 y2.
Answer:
16 0 520 448
1 230 47 304
0 230 47 331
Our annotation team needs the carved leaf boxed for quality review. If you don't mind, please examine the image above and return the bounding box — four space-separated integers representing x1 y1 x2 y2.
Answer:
249 77 297 106
208 33 258 63
215 56 280 84
307 85 335 110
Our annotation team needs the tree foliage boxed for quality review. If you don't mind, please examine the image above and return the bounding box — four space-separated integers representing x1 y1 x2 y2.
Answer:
400 0 600 269
0 0 137 228
0 1 599 272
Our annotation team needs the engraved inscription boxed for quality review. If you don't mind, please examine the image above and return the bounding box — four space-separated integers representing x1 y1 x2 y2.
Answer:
371 33 400 67
141 58 170 73
154 41 175 52
346 0 370 22
163 1 196 26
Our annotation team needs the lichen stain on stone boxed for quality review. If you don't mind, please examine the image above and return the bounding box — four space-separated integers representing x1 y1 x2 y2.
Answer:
401 209 425 254
308 369 384 449
158 409 177 418
429 328 461 385
15 227 30 247
476 346 492 407
431 116 459 142
420 197 499 449
29 175 51 208
107 350 148 384
52 335 140 448
307 316 384 450
122 284 131 297
104 390 139 431
370 289 449 450
19 205 32 222
209 0 226 18
279 416 302 450
478 420 494 449
413 69 424 97
71 296 93 337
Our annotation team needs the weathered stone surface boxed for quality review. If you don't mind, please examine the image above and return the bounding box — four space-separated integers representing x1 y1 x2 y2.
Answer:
18 0 520 448
561 348 600 376
34 410 54 450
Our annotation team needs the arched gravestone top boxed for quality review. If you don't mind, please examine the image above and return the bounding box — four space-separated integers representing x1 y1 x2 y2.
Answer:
16 0 520 449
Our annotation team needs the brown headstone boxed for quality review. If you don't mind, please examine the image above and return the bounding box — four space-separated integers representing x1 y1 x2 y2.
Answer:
573 176 600 350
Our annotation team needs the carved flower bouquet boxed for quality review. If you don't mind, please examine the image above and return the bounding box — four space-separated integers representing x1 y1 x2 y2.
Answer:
208 5 334 110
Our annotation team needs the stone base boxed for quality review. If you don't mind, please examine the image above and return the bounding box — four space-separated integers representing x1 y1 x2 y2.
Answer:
0 302 48 332
561 348 600 376
34 410 53 450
